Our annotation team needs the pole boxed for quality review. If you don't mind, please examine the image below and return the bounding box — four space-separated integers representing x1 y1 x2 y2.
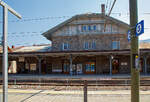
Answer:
0 1 21 102
144 56 147 75
129 0 140 102
109 55 112 76
84 80 87 102
70 55 73 75
2 6 8 102
38 58 42 74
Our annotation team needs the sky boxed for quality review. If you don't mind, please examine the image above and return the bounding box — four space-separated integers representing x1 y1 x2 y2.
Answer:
0 0 150 47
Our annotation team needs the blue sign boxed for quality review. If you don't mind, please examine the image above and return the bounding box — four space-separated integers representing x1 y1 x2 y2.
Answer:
136 20 144 36
127 30 131 41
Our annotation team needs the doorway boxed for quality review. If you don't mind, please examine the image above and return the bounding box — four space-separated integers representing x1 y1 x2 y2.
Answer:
112 59 119 74
72 64 83 75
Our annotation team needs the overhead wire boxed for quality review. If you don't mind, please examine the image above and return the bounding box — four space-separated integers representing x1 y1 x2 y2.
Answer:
104 0 117 32
0 13 149 23
105 0 109 13
0 16 71 23
0 27 149 40
108 0 112 14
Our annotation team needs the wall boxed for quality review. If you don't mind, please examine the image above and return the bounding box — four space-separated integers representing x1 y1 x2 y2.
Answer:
96 56 110 74
119 55 131 74
52 34 130 51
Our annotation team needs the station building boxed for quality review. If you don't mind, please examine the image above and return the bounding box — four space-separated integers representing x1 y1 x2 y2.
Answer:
1 5 150 75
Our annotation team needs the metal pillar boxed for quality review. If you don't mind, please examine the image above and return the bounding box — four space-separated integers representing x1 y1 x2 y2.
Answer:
109 56 112 76
84 80 87 102
0 1 21 102
70 55 73 75
38 58 42 74
2 6 8 102
129 0 140 102
144 56 147 75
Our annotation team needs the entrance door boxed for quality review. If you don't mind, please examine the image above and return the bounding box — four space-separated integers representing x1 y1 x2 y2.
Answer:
112 59 119 74
72 64 83 75
46 63 52 74
63 63 70 74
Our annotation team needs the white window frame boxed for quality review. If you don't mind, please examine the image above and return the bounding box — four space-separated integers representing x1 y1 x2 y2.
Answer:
91 41 96 49
62 43 69 50
82 25 87 32
84 42 89 50
88 25 91 31
93 25 97 31
82 25 97 32
112 41 120 50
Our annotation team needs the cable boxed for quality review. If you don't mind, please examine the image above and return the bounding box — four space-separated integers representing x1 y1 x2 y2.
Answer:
0 16 71 23
105 0 109 13
108 0 117 16
0 27 149 39
0 13 149 23
108 0 112 14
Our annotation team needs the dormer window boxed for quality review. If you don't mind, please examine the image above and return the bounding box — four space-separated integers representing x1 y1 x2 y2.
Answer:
62 43 69 50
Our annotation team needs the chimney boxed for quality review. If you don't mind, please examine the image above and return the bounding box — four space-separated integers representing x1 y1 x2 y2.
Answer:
12 45 15 49
101 4 105 15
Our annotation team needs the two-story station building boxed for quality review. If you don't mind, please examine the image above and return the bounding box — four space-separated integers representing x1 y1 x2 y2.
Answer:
1 5 150 75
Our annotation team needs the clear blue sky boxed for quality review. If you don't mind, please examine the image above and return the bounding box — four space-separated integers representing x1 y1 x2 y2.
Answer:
0 0 149 47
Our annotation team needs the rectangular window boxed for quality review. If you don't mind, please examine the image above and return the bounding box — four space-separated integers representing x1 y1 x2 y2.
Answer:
112 41 120 49
82 25 97 32
93 25 96 31
88 25 91 31
82 25 87 32
85 62 95 73
84 42 89 50
91 41 96 49
62 43 69 50
30 64 36 71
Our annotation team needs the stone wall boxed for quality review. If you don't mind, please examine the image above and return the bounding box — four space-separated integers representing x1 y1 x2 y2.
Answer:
52 34 130 51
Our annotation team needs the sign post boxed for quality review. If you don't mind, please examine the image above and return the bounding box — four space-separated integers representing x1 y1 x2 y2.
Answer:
129 0 141 102
0 1 21 102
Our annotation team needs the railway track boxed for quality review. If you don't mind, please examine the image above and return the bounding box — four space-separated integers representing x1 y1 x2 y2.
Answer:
0 79 150 86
